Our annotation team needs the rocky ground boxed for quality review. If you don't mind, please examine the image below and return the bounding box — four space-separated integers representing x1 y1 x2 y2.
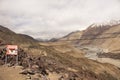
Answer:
0 45 120 80
98 52 120 59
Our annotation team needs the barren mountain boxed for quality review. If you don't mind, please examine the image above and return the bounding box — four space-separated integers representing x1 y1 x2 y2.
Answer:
62 22 120 53
60 31 83 41
81 24 120 53
0 25 38 45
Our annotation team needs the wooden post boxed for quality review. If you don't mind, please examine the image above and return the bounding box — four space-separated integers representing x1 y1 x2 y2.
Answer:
5 54 7 65
16 55 18 66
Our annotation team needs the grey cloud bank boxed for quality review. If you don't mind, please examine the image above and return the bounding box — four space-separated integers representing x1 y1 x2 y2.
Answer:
0 0 120 39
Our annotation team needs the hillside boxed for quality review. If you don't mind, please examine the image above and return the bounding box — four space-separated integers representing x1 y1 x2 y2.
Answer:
1 42 120 80
61 23 120 53
60 31 83 41
59 22 120 67
0 25 120 80
0 25 37 45
79 24 120 53
0 25 40 54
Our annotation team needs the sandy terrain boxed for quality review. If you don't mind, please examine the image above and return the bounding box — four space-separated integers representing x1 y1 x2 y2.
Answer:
0 66 25 80
97 58 120 68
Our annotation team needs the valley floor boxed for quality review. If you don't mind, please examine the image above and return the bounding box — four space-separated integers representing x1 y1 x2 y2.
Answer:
81 46 120 68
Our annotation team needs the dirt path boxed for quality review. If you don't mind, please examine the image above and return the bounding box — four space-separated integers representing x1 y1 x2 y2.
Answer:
0 66 25 80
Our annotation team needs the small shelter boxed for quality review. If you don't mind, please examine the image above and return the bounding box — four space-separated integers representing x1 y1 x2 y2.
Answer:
5 45 18 65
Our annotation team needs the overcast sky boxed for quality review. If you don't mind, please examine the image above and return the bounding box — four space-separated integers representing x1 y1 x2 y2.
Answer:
0 0 120 39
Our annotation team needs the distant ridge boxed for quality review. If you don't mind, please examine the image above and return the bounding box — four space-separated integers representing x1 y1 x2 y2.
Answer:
0 25 38 45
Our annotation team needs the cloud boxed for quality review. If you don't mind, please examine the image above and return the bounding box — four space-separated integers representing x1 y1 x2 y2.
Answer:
0 0 120 39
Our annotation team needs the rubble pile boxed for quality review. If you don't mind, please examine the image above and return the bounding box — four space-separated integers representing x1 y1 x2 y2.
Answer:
0 48 78 80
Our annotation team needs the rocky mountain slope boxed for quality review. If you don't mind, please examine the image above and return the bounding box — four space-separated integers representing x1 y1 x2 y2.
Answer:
61 22 120 53
60 31 83 41
81 24 120 53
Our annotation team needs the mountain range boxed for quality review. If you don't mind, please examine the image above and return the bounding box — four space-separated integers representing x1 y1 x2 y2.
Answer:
61 22 120 53
0 23 120 80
